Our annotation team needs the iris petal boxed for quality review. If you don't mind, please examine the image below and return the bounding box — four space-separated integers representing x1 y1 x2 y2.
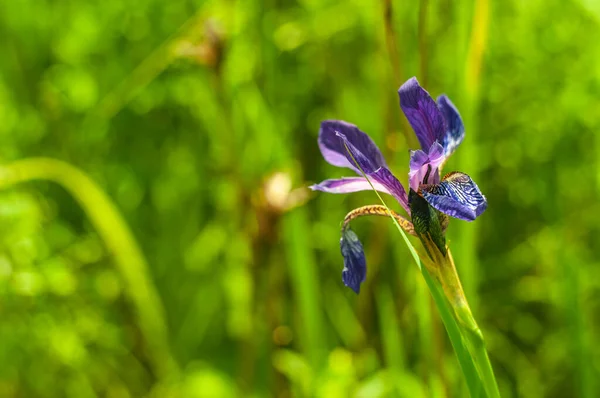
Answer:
409 149 429 172
437 95 465 156
311 177 385 194
420 172 487 221
334 133 410 213
334 132 379 174
340 228 367 294
318 120 387 174
399 77 446 150
408 142 445 191
310 176 409 213
368 168 410 214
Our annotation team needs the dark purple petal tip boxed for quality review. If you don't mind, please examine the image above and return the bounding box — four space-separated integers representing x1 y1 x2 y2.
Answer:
420 172 487 221
340 228 366 294
399 77 446 151
318 120 387 174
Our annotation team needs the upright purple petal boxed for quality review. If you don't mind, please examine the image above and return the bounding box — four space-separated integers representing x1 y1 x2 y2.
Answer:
408 141 445 191
318 120 387 174
428 141 444 159
399 77 446 150
340 228 367 294
420 172 487 221
437 95 465 156
409 149 429 172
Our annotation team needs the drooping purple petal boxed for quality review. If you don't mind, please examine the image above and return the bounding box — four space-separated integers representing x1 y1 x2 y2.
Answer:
318 120 387 174
437 95 465 156
420 172 487 221
340 228 366 294
399 77 446 150
408 141 445 191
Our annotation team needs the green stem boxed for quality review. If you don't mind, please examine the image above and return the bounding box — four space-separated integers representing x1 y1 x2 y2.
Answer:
0 158 178 381
435 245 500 398
341 142 485 396
462 323 501 398
422 269 483 397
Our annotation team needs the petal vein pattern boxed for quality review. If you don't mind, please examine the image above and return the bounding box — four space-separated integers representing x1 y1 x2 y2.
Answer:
420 172 487 221
318 120 387 173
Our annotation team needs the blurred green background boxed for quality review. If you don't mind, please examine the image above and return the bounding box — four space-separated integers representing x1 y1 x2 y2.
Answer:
1 0 599 397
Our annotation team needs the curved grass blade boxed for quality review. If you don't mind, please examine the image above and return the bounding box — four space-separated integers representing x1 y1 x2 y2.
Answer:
0 158 179 382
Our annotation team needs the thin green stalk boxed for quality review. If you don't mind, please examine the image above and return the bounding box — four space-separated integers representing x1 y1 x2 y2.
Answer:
421 266 483 397
382 0 413 148
462 325 500 398
453 0 499 395
418 0 429 87
375 286 405 371
83 10 205 125
282 207 326 369
562 244 594 397
425 240 500 398
0 158 178 381
456 0 489 305
415 266 436 394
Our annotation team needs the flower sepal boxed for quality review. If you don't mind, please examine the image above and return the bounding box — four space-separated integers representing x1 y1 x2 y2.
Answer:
409 189 447 257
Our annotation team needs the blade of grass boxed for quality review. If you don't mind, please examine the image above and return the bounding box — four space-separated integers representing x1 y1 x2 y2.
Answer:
375 285 405 372
415 265 435 393
562 244 594 397
0 158 178 382
455 0 490 306
282 207 326 369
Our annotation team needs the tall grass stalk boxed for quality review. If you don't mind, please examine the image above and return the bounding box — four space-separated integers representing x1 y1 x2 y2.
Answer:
456 0 489 305
0 158 178 381
282 208 326 369
562 245 594 397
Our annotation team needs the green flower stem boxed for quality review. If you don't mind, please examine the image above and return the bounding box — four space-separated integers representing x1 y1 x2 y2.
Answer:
421 239 500 398
468 332 501 398
0 158 178 381
420 267 483 397
341 142 486 396
449 275 501 398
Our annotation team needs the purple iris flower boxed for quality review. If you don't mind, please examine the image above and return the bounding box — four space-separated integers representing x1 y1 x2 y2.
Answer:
310 77 487 293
